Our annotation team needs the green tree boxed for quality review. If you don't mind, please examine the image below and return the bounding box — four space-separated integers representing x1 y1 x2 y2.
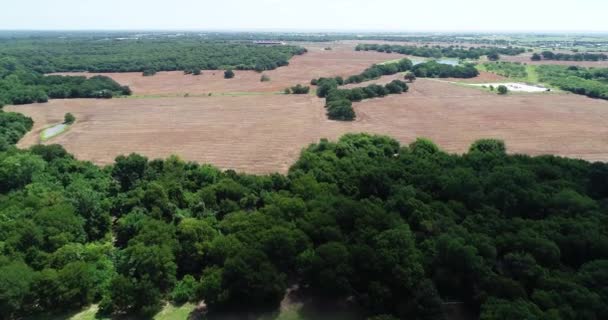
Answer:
497 85 508 95
64 113 75 124
0 262 35 318
224 69 235 79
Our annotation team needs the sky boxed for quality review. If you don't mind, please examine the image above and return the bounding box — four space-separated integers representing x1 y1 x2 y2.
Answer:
1 0 607 32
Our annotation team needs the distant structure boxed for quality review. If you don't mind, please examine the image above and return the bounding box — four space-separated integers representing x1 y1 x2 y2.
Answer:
253 40 286 46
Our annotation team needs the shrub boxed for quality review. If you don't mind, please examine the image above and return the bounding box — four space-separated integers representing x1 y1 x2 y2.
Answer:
171 275 199 304
469 139 506 155
497 85 508 95
142 69 157 77
224 69 235 79
260 74 270 82
326 100 355 121
64 113 76 124
290 84 310 94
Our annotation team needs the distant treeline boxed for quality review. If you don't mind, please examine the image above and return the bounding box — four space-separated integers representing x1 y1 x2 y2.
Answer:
412 61 479 78
532 51 608 62
0 57 131 106
356 43 526 60
0 38 307 73
537 65 608 100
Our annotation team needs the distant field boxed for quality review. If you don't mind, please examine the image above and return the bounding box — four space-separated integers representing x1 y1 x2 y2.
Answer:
52 43 405 95
9 79 608 173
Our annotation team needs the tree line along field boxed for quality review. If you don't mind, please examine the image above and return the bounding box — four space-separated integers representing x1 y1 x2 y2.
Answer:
1 34 608 320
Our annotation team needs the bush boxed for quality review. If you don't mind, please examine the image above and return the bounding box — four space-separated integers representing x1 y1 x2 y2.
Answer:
224 69 235 79
64 113 76 124
170 275 199 304
326 100 355 121
142 69 157 77
497 85 508 95
290 84 310 94
260 74 270 82
469 139 506 155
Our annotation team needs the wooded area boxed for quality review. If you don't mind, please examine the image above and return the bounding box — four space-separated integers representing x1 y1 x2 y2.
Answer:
0 125 606 319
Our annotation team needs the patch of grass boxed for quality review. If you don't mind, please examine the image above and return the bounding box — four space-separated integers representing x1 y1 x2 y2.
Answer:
154 303 196 320
40 123 70 142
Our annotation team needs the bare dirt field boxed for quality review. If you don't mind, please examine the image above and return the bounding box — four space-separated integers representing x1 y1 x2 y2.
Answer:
8 79 608 173
53 43 405 95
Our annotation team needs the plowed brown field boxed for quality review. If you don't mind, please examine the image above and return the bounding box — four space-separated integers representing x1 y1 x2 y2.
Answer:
8 79 608 174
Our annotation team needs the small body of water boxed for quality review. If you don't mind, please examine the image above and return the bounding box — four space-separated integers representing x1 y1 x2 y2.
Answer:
41 124 67 140
411 58 460 66
470 82 550 92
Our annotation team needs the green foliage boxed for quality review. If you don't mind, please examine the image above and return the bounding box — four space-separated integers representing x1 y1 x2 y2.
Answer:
497 85 509 95
535 51 608 61
0 37 306 73
224 69 235 79
0 110 33 148
344 58 412 84
0 109 607 320
357 43 525 59
483 61 528 78
413 61 479 78
290 84 310 94
469 139 507 155
170 275 199 304
536 65 608 100
64 113 75 124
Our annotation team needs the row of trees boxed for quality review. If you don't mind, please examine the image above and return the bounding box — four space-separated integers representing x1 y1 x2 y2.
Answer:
343 59 414 84
532 51 608 61
0 38 307 73
412 61 479 78
0 57 131 105
0 126 607 319
356 44 526 60
316 77 409 121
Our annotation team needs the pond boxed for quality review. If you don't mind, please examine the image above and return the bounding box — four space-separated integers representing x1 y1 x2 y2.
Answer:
411 58 460 66
41 124 68 141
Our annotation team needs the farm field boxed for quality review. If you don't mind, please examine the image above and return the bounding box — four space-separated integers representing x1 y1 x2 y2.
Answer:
8 79 608 173
52 43 405 95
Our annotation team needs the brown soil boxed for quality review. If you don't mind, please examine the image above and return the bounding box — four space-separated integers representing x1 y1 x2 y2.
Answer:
8 79 608 174
52 43 405 95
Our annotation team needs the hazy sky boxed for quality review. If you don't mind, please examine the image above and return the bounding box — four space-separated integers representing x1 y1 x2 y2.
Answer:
2 0 607 32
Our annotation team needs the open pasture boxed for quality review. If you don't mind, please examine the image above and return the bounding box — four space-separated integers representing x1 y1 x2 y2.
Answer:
52 43 405 95
8 79 608 173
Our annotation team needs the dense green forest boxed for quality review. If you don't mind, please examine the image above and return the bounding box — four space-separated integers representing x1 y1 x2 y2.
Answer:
0 57 131 105
0 109 607 319
412 61 479 78
0 38 307 73
356 44 526 60
534 51 608 61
